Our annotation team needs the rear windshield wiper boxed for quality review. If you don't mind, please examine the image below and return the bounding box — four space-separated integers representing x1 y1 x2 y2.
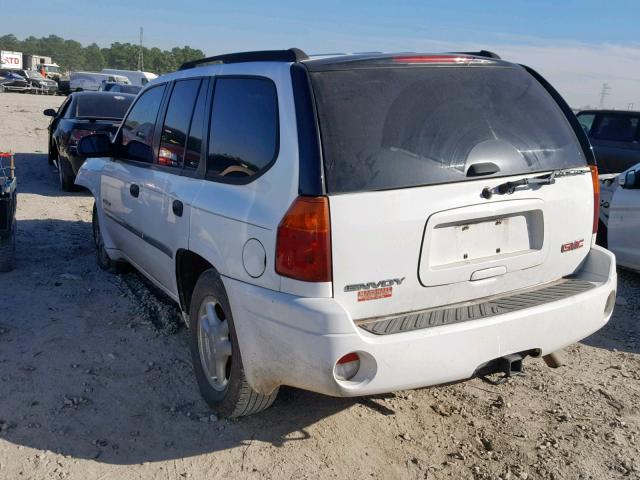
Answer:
482 171 556 199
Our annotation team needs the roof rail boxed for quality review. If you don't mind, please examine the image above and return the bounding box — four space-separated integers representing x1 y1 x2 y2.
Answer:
179 48 309 70
453 50 501 59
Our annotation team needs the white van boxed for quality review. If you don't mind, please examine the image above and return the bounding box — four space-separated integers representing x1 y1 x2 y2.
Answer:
70 72 130 92
101 69 158 86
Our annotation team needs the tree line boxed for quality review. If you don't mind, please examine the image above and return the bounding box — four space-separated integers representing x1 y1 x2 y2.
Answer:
0 34 205 74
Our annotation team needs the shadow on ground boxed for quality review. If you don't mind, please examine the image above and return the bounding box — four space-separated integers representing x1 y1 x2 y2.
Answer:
582 269 640 355
12 153 90 197
0 212 395 465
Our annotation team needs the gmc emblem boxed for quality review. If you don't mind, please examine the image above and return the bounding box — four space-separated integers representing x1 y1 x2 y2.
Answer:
561 239 584 253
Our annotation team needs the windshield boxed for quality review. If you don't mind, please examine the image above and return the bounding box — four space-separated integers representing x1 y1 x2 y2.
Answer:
26 71 45 79
75 94 133 119
45 66 60 73
311 66 585 193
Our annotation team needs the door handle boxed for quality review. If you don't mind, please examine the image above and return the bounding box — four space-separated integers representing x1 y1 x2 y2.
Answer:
129 183 140 198
172 199 184 217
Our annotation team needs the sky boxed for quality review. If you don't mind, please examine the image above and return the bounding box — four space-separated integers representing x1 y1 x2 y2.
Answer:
4 0 640 109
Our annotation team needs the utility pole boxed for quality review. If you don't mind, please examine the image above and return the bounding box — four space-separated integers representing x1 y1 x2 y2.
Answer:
598 83 611 109
138 27 144 71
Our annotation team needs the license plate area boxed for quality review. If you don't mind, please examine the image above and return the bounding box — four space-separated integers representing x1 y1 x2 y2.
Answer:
419 200 548 287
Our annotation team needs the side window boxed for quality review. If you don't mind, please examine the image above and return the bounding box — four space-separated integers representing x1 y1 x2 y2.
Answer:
158 79 201 168
207 78 278 179
121 84 165 163
58 97 72 119
185 80 207 170
592 114 639 142
577 113 595 135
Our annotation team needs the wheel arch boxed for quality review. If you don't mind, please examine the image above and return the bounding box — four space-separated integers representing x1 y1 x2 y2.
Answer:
176 249 216 315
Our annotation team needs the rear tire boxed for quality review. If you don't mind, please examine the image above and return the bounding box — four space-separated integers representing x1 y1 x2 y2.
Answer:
57 156 76 192
92 203 129 274
189 269 278 418
0 222 16 272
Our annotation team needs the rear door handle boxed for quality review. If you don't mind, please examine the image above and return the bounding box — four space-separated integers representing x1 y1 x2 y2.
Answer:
129 183 140 198
172 199 183 217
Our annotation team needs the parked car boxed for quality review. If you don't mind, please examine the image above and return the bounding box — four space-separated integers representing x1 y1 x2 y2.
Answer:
69 72 130 92
0 71 30 92
576 110 640 174
98 82 143 94
0 68 58 94
101 69 158 86
598 162 640 270
75 49 617 418
44 91 135 190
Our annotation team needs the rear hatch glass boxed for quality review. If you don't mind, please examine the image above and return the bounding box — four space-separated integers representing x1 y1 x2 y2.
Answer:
76 94 133 120
311 66 586 194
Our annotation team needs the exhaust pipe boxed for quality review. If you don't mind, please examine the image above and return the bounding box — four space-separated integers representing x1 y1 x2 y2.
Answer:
475 352 528 384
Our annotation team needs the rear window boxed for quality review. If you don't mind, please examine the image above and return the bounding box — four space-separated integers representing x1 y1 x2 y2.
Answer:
591 114 640 142
76 94 133 119
311 66 585 193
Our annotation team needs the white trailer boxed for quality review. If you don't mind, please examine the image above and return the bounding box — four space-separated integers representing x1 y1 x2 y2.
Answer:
101 69 157 86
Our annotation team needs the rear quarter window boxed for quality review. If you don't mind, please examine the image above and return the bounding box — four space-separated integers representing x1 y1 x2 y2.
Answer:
206 77 278 180
311 66 585 193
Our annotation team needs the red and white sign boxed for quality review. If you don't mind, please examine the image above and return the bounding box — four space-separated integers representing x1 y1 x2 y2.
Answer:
0 51 23 70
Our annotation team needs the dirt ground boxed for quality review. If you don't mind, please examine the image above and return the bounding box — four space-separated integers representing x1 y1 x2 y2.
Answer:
0 91 639 480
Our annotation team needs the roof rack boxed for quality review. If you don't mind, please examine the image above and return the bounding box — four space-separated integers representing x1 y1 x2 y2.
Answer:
453 50 501 59
179 48 309 70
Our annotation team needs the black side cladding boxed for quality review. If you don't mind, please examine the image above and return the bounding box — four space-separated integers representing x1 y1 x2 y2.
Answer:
290 63 325 195
522 65 597 166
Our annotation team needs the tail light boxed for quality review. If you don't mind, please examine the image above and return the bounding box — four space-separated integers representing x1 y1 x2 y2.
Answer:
69 129 95 146
275 196 331 282
590 165 600 234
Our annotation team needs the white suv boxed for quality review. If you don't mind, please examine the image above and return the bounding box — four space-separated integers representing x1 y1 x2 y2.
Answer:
76 49 617 417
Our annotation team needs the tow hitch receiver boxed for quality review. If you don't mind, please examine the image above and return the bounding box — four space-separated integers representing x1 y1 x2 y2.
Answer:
475 353 527 385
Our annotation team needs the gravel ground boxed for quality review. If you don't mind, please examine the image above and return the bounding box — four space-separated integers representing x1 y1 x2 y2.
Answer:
0 92 639 480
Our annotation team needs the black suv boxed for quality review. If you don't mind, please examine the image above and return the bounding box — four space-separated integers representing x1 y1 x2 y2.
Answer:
577 110 640 174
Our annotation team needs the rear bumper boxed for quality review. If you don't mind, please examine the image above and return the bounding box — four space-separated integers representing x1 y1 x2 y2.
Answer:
224 246 617 397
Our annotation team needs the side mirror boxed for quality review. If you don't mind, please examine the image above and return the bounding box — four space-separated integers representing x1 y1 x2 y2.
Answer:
622 170 638 189
77 133 115 158
43 108 56 117
125 140 153 163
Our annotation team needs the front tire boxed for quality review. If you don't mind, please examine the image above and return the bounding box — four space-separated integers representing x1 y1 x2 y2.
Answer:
189 269 278 417
57 156 76 191
92 203 128 274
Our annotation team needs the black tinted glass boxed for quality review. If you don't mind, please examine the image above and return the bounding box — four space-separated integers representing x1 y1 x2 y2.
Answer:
185 80 207 170
311 66 585 193
75 94 133 119
159 79 201 168
592 115 639 142
207 78 278 179
121 85 165 163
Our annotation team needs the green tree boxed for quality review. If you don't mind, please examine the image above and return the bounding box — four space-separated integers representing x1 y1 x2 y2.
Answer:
0 34 205 74
83 43 105 71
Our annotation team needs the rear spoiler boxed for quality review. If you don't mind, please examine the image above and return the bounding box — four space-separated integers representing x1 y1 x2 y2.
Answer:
453 50 501 59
